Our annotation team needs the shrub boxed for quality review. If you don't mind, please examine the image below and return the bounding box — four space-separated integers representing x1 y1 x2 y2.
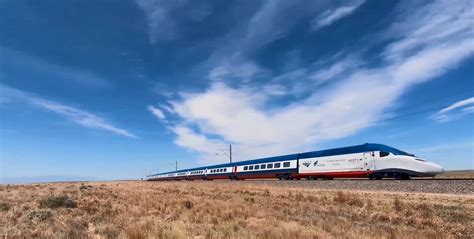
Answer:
79 185 92 190
244 197 255 203
393 198 404 211
28 210 52 221
0 202 10 211
333 191 364 207
182 200 194 209
38 195 77 209
124 225 146 239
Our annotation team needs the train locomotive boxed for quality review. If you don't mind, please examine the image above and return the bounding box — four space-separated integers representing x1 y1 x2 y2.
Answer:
146 143 444 181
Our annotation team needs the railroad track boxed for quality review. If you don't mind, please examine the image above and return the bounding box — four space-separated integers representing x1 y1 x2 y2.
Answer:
219 178 474 195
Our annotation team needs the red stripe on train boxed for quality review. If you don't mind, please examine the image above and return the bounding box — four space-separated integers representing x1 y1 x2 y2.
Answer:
298 171 374 178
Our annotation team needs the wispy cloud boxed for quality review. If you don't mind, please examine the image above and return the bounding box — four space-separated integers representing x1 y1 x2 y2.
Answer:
148 0 474 164
311 0 365 31
432 97 474 122
147 105 166 120
413 141 474 153
1 47 111 88
0 84 138 139
133 0 212 44
133 0 178 44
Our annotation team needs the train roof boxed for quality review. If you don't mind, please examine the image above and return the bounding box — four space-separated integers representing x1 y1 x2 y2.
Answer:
148 143 412 177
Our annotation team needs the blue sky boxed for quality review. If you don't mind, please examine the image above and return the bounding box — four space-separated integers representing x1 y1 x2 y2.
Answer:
1 0 473 182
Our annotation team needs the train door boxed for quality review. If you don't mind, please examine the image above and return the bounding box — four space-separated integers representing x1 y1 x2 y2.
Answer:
363 152 376 171
233 166 237 176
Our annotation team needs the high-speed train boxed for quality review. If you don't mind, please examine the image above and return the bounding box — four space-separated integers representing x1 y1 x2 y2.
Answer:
146 143 444 181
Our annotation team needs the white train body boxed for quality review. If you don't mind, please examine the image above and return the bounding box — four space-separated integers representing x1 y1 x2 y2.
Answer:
146 143 444 181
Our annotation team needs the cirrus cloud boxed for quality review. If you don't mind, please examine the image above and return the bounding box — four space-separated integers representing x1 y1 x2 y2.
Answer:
150 0 474 164
1 84 138 139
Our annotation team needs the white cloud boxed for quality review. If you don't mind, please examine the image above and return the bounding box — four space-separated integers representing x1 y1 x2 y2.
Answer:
159 104 175 114
150 0 474 165
309 57 361 85
439 98 474 114
384 0 473 61
1 47 111 88
311 0 365 31
432 97 474 122
134 0 212 45
0 84 138 139
133 0 181 44
208 60 263 83
147 105 166 120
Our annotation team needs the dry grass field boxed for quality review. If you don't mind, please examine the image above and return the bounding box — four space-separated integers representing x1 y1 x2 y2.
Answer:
1 181 473 239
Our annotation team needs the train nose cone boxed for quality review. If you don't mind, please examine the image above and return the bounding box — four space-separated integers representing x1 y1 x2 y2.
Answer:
426 163 444 175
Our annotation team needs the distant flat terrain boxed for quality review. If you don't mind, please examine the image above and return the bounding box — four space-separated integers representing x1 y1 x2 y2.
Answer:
1 181 473 238
434 170 474 179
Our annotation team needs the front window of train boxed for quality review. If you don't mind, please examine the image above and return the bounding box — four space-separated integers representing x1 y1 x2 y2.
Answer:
381 145 415 157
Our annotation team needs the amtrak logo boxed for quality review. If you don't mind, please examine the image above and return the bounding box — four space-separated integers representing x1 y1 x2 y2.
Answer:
302 161 318 167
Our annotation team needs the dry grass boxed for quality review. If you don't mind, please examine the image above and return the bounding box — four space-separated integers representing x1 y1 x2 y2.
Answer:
0 181 473 238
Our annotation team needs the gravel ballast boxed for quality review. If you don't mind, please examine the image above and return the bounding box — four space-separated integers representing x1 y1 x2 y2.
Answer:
240 179 474 195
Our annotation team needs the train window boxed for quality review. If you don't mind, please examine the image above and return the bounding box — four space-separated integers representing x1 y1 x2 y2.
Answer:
261 164 266 169
380 151 390 157
224 168 227 172
255 165 260 170
283 162 290 167
274 163 281 168
249 165 254 170
267 163 273 169
220 169 224 172
244 166 248 170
